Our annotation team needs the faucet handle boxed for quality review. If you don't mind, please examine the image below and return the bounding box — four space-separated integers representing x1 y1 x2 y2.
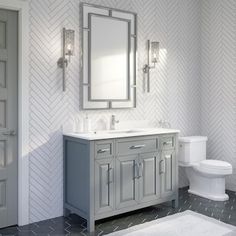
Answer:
111 115 119 123
158 119 171 128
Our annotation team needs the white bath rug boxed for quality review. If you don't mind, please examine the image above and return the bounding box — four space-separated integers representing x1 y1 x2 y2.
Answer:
106 210 236 236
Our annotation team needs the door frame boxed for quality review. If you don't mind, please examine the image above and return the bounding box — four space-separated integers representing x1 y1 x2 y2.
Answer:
0 0 29 226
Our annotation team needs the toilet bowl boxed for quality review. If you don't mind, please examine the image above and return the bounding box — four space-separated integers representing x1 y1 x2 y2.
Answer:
179 136 232 201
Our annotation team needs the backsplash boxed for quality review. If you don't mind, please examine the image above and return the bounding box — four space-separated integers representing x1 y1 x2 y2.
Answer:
29 0 201 223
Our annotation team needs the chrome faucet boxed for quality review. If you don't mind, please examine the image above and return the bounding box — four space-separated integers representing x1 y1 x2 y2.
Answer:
110 115 119 130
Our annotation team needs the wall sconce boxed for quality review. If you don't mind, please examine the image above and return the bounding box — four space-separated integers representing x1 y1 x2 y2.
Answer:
57 28 75 91
143 40 159 92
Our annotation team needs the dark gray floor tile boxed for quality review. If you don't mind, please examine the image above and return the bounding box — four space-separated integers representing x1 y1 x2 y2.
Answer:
1 187 236 236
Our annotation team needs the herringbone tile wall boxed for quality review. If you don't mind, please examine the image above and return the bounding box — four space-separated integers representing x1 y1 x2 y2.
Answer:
200 0 236 192
28 0 202 223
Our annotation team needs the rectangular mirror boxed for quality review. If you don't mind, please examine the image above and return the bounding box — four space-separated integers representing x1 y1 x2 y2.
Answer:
89 14 130 101
82 3 137 109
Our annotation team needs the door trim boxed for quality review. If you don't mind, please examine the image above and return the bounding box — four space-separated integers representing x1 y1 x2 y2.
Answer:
0 0 29 226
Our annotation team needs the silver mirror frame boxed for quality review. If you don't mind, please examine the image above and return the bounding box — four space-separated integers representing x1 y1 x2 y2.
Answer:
81 3 137 110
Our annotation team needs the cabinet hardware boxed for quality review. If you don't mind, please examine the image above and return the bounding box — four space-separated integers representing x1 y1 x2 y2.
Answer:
159 160 165 174
139 163 143 178
165 154 171 159
163 141 172 146
98 148 110 153
134 162 139 179
1 130 16 136
108 167 113 184
129 144 145 149
159 160 162 174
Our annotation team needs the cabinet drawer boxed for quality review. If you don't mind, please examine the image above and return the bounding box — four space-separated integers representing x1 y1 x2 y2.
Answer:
116 137 158 156
95 141 113 158
161 136 175 150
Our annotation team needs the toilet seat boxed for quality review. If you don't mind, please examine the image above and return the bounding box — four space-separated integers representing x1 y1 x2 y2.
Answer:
197 160 232 175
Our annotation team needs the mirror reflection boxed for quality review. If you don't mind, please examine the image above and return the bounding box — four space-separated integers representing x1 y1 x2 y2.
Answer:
89 14 130 101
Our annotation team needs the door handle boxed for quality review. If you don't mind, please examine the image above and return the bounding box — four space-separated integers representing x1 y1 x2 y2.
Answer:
163 141 172 146
159 160 165 174
1 130 16 136
98 148 110 153
108 167 114 184
129 144 146 149
138 162 143 178
134 162 139 179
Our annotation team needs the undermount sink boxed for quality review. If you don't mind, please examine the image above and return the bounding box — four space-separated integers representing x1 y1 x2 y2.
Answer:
90 128 155 135
107 129 144 134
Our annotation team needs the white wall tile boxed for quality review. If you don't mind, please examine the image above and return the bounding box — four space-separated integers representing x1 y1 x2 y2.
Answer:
28 0 201 223
200 0 236 192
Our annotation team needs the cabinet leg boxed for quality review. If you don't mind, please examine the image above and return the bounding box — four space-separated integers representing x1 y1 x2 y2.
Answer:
172 199 179 209
87 218 95 233
64 208 71 217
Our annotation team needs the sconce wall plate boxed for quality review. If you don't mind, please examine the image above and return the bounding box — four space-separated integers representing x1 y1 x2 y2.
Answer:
143 40 159 93
57 28 75 91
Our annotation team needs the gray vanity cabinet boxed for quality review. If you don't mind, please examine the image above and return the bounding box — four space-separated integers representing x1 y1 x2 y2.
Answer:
95 158 114 214
161 150 176 198
115 155 139 209
116 153 161 208
63 133 178 232
159 135 177 203
139 153 161 203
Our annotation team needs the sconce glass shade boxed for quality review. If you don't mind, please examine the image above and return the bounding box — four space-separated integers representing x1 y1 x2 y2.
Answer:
64 29 75 56
143 40 160 93
150 41 159 63
57 28 75 92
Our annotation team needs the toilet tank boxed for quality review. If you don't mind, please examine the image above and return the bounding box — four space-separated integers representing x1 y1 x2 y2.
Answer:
179 136 208 165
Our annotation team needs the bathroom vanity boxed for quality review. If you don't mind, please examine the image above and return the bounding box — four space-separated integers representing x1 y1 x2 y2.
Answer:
63 128 179 232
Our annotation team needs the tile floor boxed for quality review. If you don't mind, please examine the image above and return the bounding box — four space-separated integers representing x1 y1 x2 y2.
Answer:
0 187 236 236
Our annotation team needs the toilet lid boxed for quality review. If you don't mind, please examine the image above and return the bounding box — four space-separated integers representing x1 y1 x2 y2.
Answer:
200 160 232 170
179 136 208 143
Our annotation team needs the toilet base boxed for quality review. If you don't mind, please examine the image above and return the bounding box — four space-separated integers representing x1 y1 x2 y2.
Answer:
188 189 229 201
185 166 230 202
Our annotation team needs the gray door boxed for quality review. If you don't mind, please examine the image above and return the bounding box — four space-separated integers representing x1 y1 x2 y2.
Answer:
115 155 139 209
139 153 161 203
0 9 18 228
95 158 114 215
161 150 175 198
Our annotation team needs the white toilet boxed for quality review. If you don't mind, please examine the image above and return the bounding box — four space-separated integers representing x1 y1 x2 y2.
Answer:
179 136 232 201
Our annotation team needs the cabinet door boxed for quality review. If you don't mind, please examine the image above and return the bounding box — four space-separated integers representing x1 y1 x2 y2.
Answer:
160 150 176 198
115 155 139 209
95 158 114 215
139 153 161 203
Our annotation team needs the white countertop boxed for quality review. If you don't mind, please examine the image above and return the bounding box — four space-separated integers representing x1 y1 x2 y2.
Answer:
63 128 180 141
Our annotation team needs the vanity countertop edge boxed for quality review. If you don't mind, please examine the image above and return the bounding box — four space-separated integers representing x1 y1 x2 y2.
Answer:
63 128 180 141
